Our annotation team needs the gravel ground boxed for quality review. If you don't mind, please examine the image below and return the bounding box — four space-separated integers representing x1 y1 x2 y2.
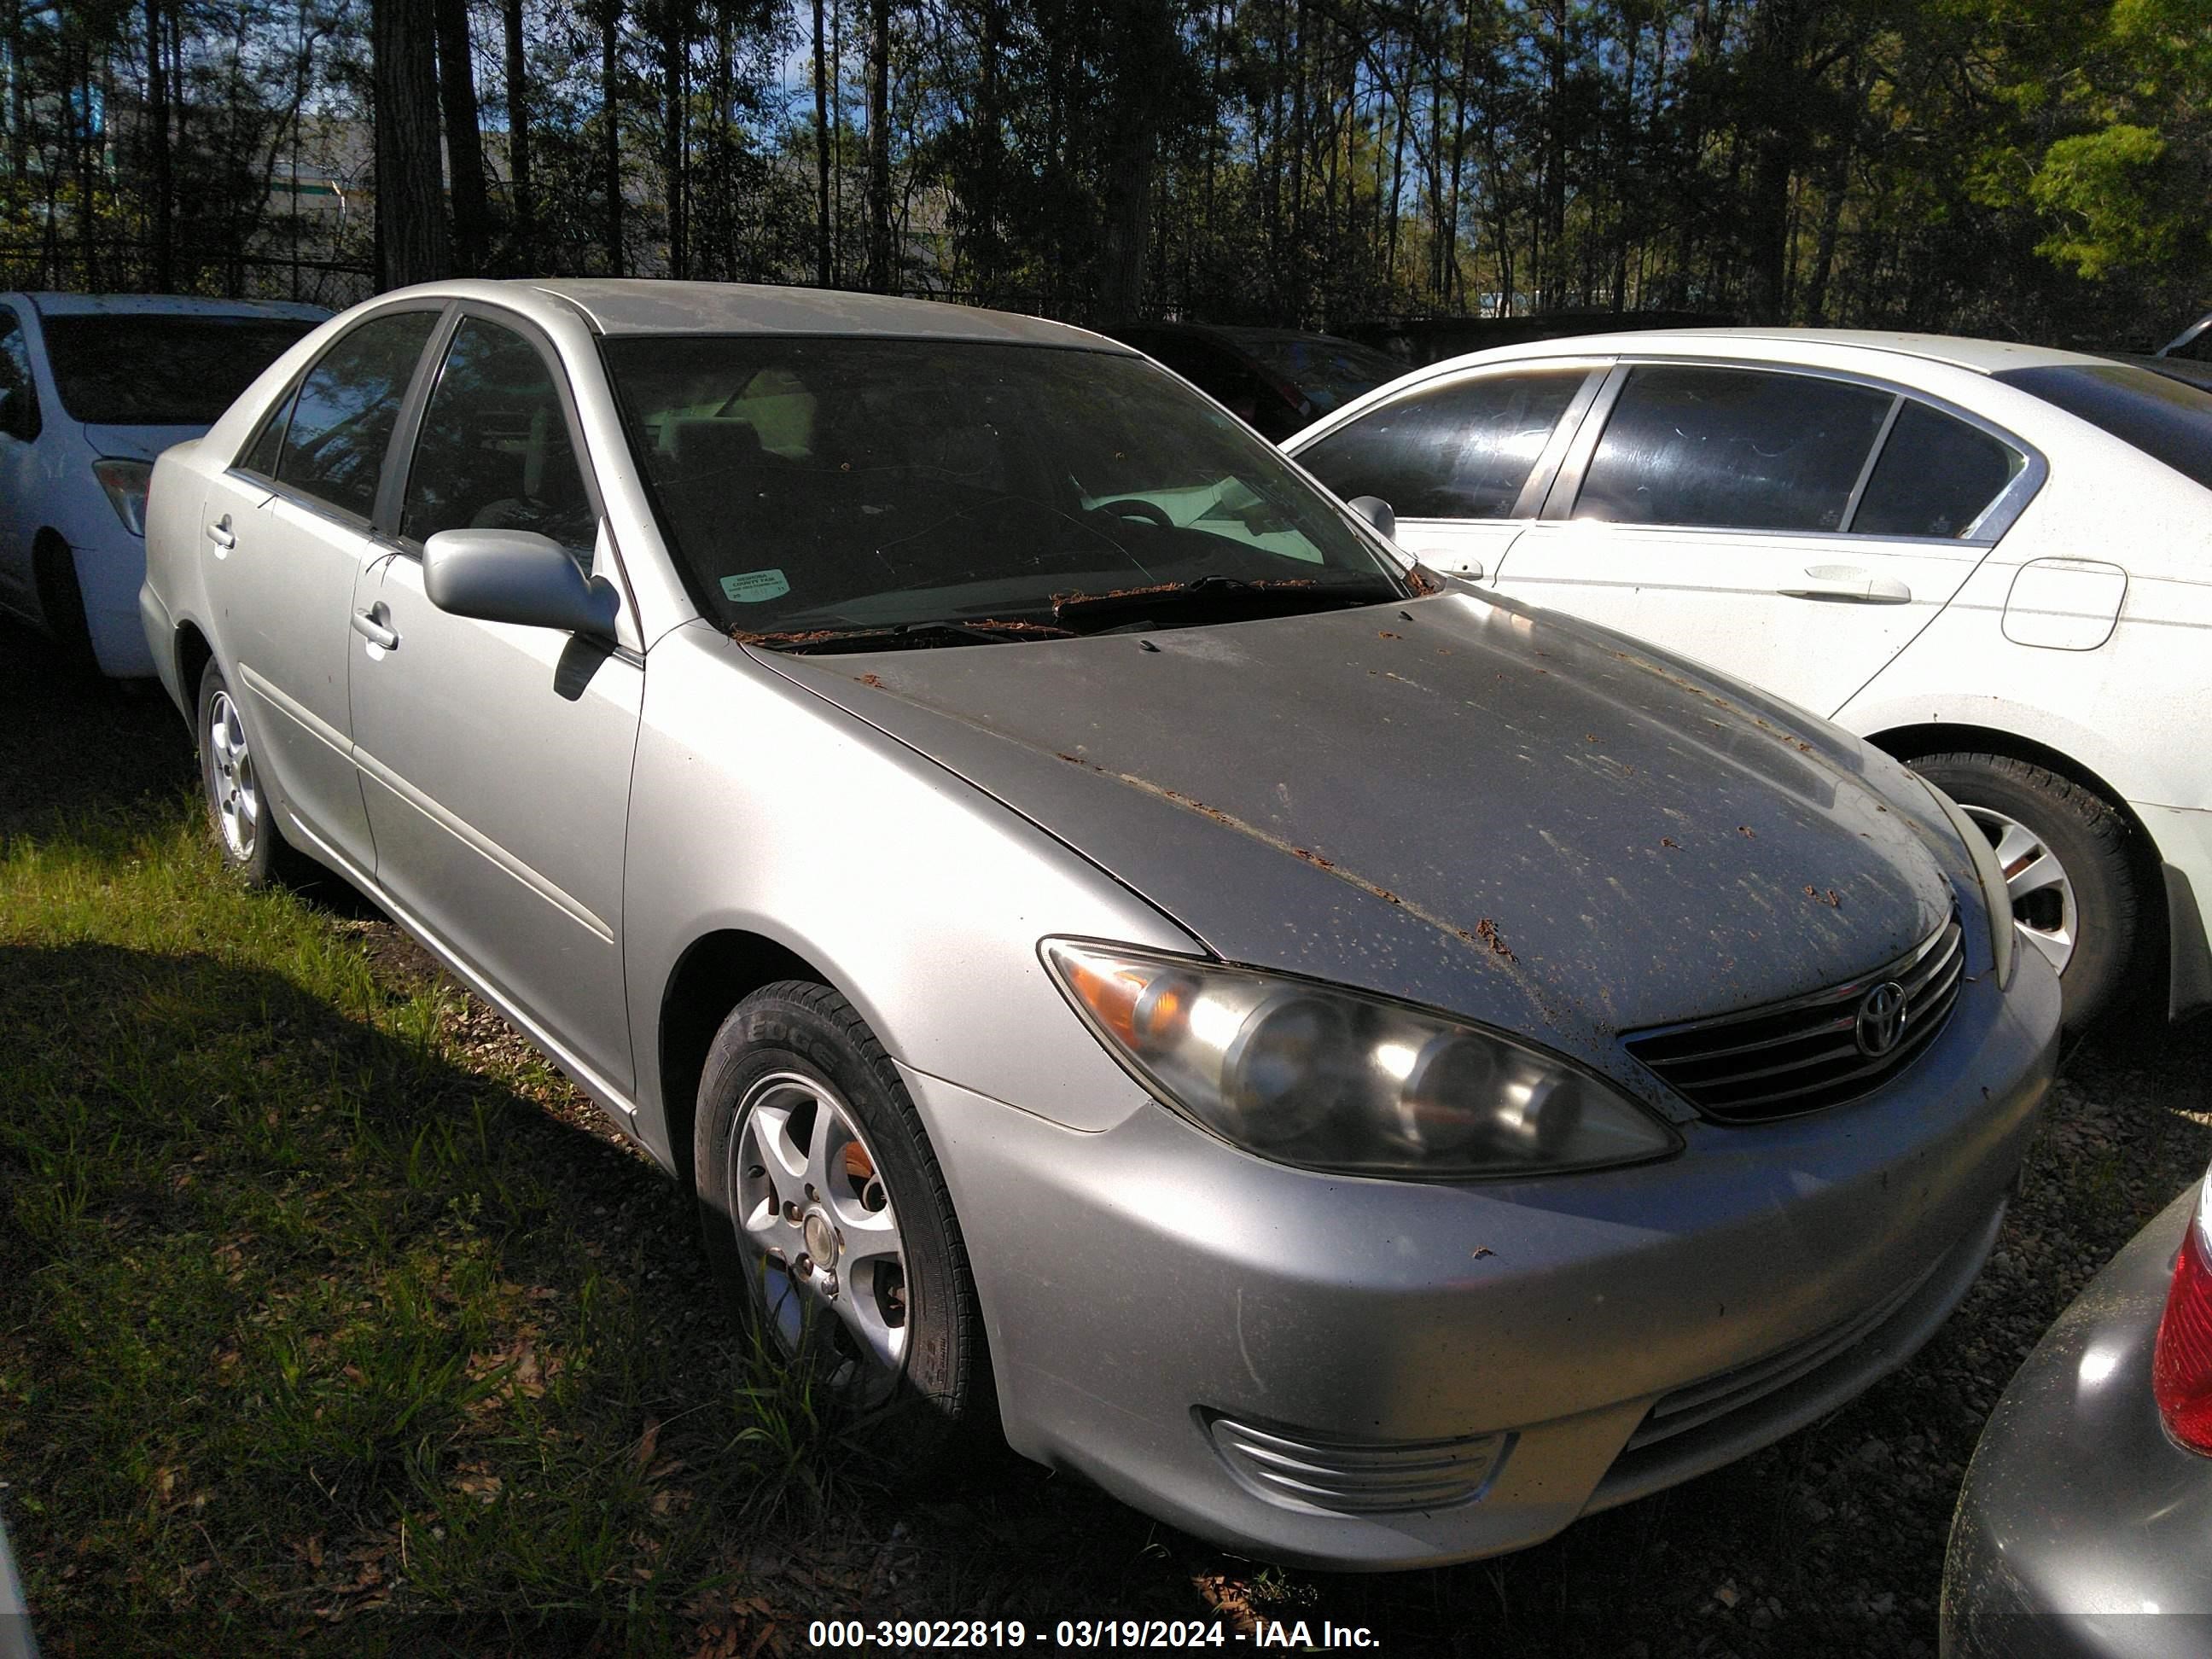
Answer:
10 626 2210 1656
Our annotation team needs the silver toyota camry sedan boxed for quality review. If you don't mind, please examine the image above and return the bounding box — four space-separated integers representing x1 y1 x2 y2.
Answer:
138 280 2059 1570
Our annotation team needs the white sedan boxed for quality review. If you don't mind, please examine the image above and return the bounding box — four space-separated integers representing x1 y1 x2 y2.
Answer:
1287 329 2212 1030
0 293 326 675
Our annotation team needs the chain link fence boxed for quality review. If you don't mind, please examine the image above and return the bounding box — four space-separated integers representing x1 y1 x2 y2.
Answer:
0 242 375 310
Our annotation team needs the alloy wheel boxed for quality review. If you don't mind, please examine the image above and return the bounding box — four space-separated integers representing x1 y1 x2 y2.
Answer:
728 1070 908 1399
1959 801 2077 977
207 689 259 863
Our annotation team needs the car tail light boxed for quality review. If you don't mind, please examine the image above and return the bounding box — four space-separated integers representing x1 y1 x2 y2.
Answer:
2151 1166 2212 1454
92 457 154 537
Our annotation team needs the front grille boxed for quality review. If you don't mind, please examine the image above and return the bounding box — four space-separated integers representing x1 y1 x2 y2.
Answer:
1202 1412 1509 1516
1623 912 1964 1121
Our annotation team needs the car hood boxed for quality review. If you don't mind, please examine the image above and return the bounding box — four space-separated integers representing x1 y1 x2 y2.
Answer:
755 590 1957 1080
79 422 207 462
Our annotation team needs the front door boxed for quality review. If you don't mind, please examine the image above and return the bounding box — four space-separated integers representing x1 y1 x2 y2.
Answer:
1289 363 1602 585
0 304 45 611
349 310 642 1091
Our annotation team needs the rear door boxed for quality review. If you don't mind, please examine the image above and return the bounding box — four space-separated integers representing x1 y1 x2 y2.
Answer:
196 305 444 871
349 307 643 1091
1289 363 1603 583
1494 362 2034 717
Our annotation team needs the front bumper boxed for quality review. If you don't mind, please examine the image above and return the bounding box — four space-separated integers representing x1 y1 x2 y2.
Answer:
1941 1183 2212 1658
914 948 2059 1569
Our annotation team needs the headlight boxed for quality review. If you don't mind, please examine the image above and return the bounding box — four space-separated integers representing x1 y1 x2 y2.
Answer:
1042 939 1681 1179
92 457 153 537
1918 780 2016 988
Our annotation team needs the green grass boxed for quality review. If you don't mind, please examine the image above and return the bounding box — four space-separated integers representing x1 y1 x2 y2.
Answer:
0 796 852 1654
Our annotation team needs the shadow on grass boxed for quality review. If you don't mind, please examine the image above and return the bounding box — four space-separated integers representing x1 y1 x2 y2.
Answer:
0 623 195 845
0 938 869 1656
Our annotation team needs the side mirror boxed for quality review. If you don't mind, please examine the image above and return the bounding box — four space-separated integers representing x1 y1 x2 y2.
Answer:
0 386 32 440
1347 494 1396 542
422 528 620 638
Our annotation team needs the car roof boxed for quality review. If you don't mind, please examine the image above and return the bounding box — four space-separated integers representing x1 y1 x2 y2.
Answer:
11 292 332 322
1466 326 2108 375
509 278 1129 351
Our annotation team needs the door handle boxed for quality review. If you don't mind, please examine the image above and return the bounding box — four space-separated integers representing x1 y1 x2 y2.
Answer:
351 607 399 650
205 515 235 550
1778 564 1912 604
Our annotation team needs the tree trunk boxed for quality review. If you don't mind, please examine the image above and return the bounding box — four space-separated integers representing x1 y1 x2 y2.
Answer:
660 3 687 277
970 0 1004 302
373 0 451 288
433 0 487 274
864 0 891 291
601 2 623 276
502 0 533 271
812 0 830 285
831 0 844 285
143 0 173 289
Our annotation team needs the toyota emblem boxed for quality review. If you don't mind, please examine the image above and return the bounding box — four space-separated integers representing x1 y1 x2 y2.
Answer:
1855 981 1909 1057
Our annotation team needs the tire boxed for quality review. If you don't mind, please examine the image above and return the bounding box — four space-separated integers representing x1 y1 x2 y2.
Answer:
195 660 287 888
1911 752 2139 1032
694 981 988 1461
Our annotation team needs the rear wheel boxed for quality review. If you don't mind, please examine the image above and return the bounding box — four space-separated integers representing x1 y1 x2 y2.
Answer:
196 661 288 888
1911 752 2139 1031
32 532 98 677
694 981 987 1460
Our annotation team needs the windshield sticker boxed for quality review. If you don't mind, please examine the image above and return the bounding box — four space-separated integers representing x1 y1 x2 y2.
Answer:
719 568 790 604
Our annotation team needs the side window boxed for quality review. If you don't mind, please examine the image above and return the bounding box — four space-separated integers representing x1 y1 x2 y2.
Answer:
276 310 439 521
1574 365 1892 532
400 317 595 556
1852 403 2024 539
242 387 294 478
1298 370 1586 519
0 310 40 442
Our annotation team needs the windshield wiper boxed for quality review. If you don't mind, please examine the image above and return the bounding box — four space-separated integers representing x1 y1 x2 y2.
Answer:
736 617 1074 655
1051 573 1403 634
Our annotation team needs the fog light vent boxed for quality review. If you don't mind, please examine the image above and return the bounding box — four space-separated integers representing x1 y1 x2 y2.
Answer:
1202 1412 1510 1516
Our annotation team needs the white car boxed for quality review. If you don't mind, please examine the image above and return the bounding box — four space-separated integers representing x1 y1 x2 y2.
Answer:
1287 329 2212 1029
0 293 326 675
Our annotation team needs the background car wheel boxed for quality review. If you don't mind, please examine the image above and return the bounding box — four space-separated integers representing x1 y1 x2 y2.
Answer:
195 661 290 888
694 981 988 1462
32 532 99 678
1912 752 2139 1031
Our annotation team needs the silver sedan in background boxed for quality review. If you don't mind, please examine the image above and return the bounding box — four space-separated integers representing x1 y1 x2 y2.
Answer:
140 280 2058 1569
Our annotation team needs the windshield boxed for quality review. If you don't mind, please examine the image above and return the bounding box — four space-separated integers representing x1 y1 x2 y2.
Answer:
42 314 320 426
1993 361 2212 493
1225 332 1405 415
602 336 1407 637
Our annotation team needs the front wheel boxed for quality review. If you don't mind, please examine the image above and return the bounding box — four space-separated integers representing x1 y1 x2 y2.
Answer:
694 981 987 1458
1911 752 2140 1031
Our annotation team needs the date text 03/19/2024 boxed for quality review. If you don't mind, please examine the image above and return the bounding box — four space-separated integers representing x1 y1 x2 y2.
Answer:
805 1618 1383 1650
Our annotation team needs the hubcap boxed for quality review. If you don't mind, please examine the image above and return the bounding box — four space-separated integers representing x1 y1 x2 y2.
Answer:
728 1072 906 1398
1959 802 2077 977
207 690 259 862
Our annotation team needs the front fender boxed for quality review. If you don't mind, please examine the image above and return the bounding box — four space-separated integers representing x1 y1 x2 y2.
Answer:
621 621 1202 1170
